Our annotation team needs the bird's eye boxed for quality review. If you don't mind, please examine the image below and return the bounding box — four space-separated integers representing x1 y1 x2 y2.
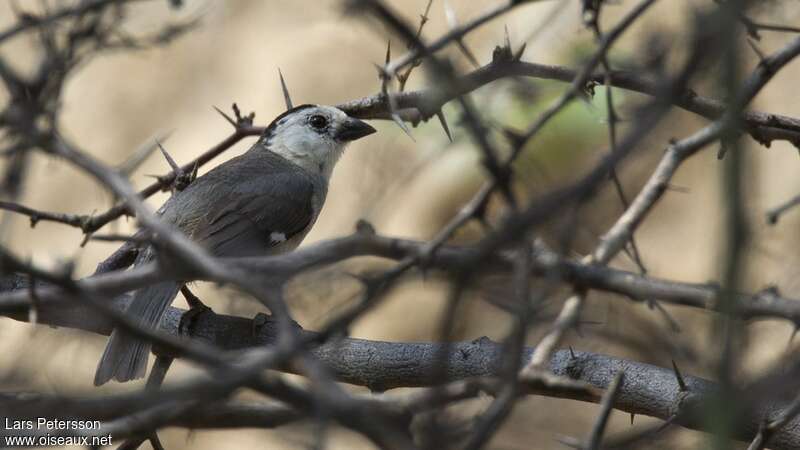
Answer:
309 115 328 130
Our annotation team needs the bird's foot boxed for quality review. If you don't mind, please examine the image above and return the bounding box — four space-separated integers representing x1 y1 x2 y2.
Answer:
178 285 213 336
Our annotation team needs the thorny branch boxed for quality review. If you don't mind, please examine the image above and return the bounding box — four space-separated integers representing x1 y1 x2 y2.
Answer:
4 284 800 449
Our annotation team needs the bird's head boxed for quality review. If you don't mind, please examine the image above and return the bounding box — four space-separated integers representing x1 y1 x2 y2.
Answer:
259 104 376 179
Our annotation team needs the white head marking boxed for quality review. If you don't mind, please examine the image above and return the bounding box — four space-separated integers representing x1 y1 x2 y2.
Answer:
261 105 363 180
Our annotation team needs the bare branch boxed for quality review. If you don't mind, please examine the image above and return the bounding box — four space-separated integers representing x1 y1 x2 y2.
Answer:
3 293 800 448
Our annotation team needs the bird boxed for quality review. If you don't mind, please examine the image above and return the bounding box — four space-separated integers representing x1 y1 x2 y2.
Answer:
94 104 376 385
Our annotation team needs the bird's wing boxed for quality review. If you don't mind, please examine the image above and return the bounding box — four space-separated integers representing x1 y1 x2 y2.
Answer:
187 171 318 257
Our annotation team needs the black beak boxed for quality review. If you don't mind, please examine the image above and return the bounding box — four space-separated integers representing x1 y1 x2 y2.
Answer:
337 117 376 141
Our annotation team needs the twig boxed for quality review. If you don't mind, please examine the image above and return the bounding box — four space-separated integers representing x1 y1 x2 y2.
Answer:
747 392 800 450
586 371 625 450
378 0 520 75
338 59 800 147
7 232 800 325
0 201 93 230
766 193 800 224
0 0 137 43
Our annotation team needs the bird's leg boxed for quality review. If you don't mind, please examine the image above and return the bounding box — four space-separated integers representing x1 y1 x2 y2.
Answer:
116 357 172 450
178 285 213 336
251 311 271 337
93 240 139 275
146 355 174 388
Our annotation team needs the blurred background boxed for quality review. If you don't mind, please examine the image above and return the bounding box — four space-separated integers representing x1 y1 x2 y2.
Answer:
0 1 799 448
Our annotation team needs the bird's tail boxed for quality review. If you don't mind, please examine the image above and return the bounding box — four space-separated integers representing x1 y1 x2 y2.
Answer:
94 276 180 386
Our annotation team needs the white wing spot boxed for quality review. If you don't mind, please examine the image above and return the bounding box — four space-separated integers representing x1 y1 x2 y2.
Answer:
270 232 287 244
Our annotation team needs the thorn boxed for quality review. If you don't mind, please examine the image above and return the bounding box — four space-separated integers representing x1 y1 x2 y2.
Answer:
767 211 779 225
650 300 682 333
8 1 27 21
717 144 728 160
655 415 677 433
368 383 387 395
747 37 767 62
343 271 371 287
552 434 582 449
79 231 92 247
761 285 780 297
189 161 199 184
178 286 212 335
419 262 430 281
420 0 433 25
671 359 688 392
156 141 195 192
278 68 293 110
501 126 524 147
568 346 576 359
665 183 691 194
156 140 180 172
385 40 391 65
630 413 635 425
443 0 457 30
380 67 410 140
232 103 243 122
212 105 237 128
355 219 376 235
392 114 414 141
456 40 481 68
436 110 452 142
150 434 166 450
373 62 391 82
180 285 204 309
117 130 174 176
514 42 527 61
789 325 799 349
504 24 511 51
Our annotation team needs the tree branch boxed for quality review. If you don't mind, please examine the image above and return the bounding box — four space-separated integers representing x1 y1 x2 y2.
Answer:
2 291 800 449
